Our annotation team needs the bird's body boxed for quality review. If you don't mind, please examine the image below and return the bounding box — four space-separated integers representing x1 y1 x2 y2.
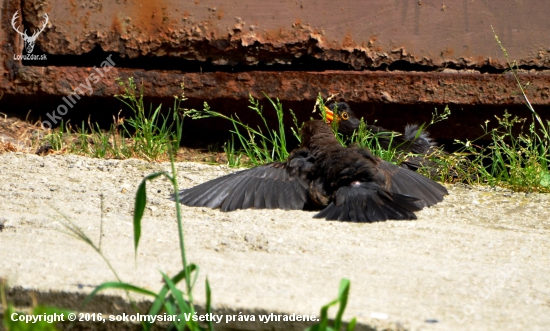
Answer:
325 102 439 171
176 120 447 222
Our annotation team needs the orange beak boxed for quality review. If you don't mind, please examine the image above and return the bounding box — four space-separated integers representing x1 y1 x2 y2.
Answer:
324 106 335 123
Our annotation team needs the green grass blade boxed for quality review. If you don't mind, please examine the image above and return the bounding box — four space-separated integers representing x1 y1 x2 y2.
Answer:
160 272 191 312
162 301 182 331
84 281 157 308
206 278 214 331
305 278 354 331
144 265 197 331
315 297 339 331
333 279 351 330
133 172 170 256
346 318 357 331
133 181 146 254
160 272 196 331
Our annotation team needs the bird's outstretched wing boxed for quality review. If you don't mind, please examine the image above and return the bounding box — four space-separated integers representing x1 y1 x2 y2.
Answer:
313 182 421 222
176 151 313 211
377 160 448 207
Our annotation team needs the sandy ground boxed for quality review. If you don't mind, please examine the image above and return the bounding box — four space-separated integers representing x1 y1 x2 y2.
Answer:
1 152 549 331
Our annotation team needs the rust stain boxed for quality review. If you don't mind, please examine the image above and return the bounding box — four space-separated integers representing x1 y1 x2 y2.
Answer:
79 11 92 29
16 0 550 73
368 35 379 50
476 56 487 67
69 0 77 16
342 30 354 48
7 67 550 107
441 47 454 57
264 28 291 42
133 0 165 35
17 1 550 71
111 15 122 34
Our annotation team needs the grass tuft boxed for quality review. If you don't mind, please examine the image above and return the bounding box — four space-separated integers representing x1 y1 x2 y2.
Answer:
434 29 550 192
42 78 186 161
305 278 356 331
185 94 301 167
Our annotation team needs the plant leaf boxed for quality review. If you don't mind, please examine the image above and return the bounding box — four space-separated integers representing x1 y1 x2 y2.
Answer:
144 265 198 331
84 281 157 307
334 278 351 330
133 172 169 256
540 171 550 187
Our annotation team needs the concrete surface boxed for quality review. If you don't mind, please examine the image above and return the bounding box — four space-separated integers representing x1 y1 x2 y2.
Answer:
1 152 549 331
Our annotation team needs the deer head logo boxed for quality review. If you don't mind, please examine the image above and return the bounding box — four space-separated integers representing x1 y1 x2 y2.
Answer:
11 11 49 54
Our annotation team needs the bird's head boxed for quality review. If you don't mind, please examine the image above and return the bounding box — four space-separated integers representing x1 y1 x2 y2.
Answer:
324 102 361 136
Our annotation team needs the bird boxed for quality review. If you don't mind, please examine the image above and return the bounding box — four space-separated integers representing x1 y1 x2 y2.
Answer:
175 118 448 223
324 102 439 172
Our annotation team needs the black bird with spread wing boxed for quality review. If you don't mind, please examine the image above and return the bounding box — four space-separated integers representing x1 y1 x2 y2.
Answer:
324 102 439 172
176 119 447 222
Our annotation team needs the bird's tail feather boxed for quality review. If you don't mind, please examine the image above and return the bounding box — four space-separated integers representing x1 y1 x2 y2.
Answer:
313 182 422 222
378 160 448 207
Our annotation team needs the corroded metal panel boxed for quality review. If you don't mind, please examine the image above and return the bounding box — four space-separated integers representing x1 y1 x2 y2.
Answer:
19 0 550 69
1 0 549 137
7 66 550 105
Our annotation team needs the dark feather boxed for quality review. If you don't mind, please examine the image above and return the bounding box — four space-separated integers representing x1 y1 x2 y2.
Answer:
314 182 421 222
177 172 244 207
263 178 278 209
176 163 310 212
253 180 266 209
275 179 290 210
377 160 448 207
240 178 258 209
222 174 253 211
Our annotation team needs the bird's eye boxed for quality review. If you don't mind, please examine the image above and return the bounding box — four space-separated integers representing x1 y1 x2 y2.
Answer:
341 112 349 120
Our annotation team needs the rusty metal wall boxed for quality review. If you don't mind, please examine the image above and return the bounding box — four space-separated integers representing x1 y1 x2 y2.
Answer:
15 0 550 68
1 0 550 139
